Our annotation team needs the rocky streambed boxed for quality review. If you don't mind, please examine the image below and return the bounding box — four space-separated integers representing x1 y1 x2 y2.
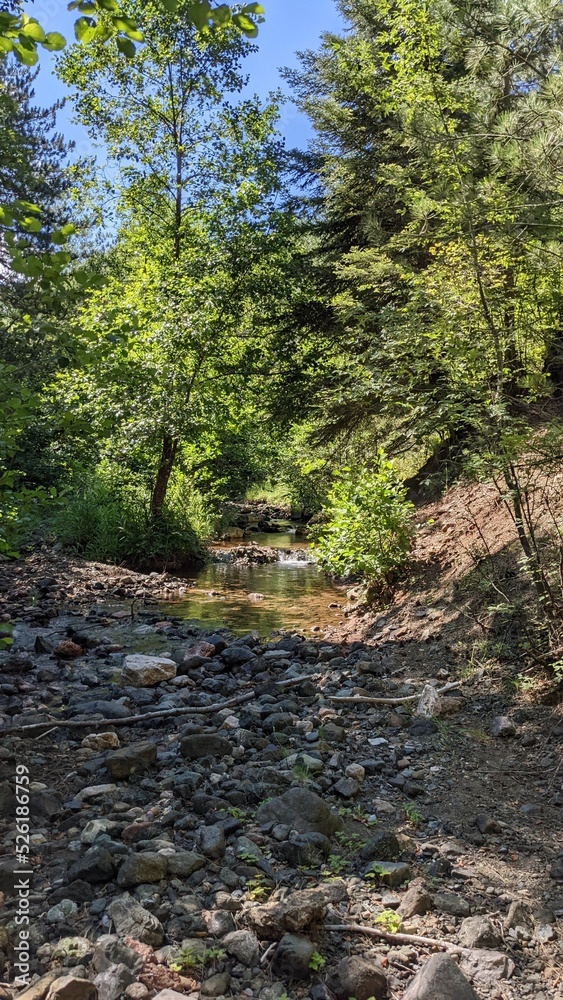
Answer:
0 579 561 1000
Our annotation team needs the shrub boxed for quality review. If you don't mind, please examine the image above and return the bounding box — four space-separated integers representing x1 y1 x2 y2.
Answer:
48 462 213 568
314 456 414 588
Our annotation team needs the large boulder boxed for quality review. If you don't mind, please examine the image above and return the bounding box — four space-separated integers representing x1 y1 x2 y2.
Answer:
256 787 342 838
403 954 479 1000
121 655 176 687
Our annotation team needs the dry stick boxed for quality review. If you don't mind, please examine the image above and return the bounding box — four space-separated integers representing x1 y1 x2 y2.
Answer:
2 690 257 737
328 680 463 706
325 922 468 954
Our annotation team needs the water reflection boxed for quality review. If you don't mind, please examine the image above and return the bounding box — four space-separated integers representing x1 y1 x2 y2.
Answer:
165 550 346 636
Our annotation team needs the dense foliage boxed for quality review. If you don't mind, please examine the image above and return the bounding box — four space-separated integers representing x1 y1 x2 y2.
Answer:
3 0 563 630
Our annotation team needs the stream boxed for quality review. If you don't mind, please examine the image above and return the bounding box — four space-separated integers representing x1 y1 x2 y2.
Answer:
163 531 347 636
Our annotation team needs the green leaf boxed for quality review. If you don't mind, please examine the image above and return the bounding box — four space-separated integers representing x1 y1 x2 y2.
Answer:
20 20 46 43
42 32 66 51
14 200 41 214
74 16 97 42
0 206 14 225
241 2 265 13
186 1 211 31
97 0 120 10
0 37 13 52
210 4 231 25
112 17 143 41
22 217 42 232
77 1 97 11
160 0 179 9
232 12 258 37
12 43 39 66
116 35 136 58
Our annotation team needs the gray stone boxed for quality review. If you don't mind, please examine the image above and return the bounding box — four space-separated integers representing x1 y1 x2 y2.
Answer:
333 777 360 797
105 742 157 779
121 654 176 687
117 851 168 887
360 831 402 862
403 954 478 1000
459 915 502 949
199 973 231 998
68 846 115 884
166 852 206 877
246 886 341 939
220 644 256 667
196 824 226 860
459 949 515 984
206 910 236 938
180 734 232 760
92 936 144 974
475 814 501 835
272 933 315 981
106 893 164 946
398 883 433 918
503 900 533 931
365 861 411 887
328 955 387 1000
256 787 342 838
490 715 516 737
46 978 97 1000
94 963 137 1000
31 788 62 820
433 892 471 918
223 929 260 967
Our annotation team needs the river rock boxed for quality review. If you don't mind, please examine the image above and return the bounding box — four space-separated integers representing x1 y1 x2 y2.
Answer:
271 934 315 980
195 824 226 859
106 893 164 946
246 887 333 939
220 644 256 668
105 742 157 779
46 978 96 1000
490 715 516 737
398 883 433 917
92 936 144 974
82 733 120 751
459 915 502 949
459 949 515 984
94 964 136 1000
200 973 231 998
403 954 479 999
166 851 206 877
433 891 471 917
117 851 168 886
121 654 176 687
223 930 260 966
68 846 115 884
256 787 342 837
328 955 387 1000
179 734 232 760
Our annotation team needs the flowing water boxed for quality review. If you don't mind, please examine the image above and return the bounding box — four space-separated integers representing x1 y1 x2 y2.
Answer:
163 531 347 636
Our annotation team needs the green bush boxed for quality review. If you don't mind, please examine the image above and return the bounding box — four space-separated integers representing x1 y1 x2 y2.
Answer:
49 462 213 568
314 457 414 587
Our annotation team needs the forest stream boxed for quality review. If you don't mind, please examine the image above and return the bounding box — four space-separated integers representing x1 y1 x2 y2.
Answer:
162 529 347 635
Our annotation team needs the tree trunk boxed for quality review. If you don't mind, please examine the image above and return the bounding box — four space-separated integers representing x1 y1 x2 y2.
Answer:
545 330 563 398
151 433 179 520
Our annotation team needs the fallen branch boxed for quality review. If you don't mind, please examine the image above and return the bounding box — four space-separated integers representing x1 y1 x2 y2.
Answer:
2 690 256 737
328 680 462 706
325 922 467 954
275 674 320 689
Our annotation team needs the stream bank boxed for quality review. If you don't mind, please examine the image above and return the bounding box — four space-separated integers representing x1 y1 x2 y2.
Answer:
0 593 560 1000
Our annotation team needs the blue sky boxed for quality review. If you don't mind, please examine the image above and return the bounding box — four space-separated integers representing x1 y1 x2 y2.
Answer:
27 0 344 156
